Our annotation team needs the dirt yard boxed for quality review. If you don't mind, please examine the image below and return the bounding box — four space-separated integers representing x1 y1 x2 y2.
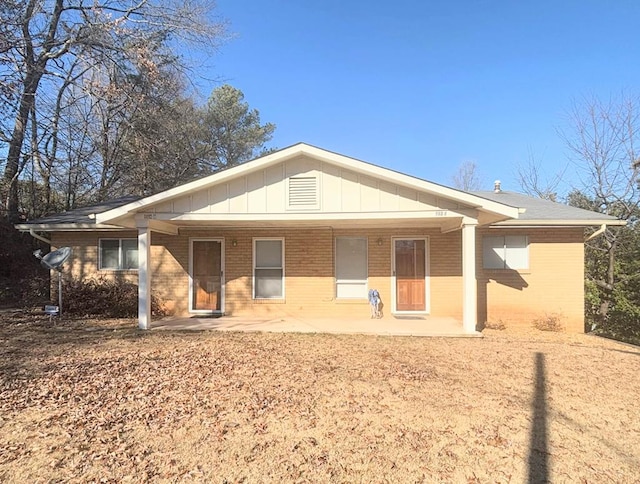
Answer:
1 313 639 483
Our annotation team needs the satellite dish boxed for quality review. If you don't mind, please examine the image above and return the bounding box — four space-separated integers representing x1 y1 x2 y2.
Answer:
33 247 72 318
39 247 72 272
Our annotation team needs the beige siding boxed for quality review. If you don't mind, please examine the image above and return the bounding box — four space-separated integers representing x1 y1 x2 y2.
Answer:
151 155 464 215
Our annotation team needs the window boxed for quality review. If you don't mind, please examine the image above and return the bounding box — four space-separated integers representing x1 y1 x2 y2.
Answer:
335 237 368 298
99 239 138 270
254 239 284 298
483 235 528 270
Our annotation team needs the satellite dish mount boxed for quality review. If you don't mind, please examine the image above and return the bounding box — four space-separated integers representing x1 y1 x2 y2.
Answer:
34 247 72 318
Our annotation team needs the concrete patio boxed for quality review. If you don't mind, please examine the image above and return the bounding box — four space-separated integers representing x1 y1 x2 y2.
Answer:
151 314 482 337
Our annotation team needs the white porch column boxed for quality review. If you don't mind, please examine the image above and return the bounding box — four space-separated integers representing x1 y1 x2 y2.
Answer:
137 223 151 330
462 221 478 333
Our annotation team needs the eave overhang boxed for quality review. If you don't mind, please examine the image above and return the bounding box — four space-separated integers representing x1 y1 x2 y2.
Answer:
15 223 129 232
490 219 627 227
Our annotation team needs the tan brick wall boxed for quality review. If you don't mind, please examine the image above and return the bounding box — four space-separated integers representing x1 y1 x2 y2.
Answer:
52 225 586 332
477 227 585 333
51 231 140 285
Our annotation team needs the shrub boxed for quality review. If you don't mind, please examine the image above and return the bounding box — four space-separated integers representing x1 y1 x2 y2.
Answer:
593 295 640 346
532 313 565 332
60 276 167 318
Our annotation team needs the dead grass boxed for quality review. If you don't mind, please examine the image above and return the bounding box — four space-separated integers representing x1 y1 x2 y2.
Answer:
1 312 639 482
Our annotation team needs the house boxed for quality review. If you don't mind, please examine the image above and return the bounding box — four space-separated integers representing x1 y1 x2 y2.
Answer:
16 143 624 333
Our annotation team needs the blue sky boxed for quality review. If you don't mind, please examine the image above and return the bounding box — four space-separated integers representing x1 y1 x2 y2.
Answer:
193 1 640 194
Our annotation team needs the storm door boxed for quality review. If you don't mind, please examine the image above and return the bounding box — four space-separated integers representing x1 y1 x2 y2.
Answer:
191 239 224 312
394 238 428 312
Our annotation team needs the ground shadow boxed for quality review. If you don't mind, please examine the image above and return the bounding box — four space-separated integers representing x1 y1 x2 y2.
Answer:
528 352 549 483
0 312 155 382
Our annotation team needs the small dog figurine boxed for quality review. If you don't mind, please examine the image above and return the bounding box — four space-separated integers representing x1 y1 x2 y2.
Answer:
368 289 382 319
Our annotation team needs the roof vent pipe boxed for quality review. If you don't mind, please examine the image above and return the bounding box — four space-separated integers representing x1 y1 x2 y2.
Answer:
494 180 502 193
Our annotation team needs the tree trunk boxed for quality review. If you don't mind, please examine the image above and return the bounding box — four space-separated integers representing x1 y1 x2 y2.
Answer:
3 70 43 222
2 0 64 222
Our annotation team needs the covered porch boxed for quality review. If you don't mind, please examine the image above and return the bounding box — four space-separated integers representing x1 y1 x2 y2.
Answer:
90 144 521 334
132 219 482 334
151 314 482 337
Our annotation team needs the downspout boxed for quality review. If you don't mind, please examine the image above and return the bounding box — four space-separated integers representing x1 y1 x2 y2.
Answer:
585 224 607 242
29 229 52 245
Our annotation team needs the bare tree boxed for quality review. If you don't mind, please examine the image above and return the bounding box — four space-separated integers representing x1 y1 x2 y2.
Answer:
516 147 566 201
0 0 226 222
560 93 640 324
451 160 482 191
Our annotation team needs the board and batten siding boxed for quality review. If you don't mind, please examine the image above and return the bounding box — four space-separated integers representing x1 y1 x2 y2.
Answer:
149 155 463 216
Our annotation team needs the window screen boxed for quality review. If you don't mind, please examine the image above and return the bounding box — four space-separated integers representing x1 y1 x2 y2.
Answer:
482 235 528 270
254 239 284 298
99 239 138 270
335 237 367 298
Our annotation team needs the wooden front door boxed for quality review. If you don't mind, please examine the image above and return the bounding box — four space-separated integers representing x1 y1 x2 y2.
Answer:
192 240 223 311
394 239 426 311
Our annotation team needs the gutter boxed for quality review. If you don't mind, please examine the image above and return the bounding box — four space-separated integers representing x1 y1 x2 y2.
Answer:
28 229 52 245
585 223 607 242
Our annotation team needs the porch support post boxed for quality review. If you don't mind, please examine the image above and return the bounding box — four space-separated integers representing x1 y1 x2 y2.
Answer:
137 223 151 330
462 221 478 333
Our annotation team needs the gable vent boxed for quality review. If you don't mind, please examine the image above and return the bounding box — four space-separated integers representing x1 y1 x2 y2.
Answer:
288 176 318 209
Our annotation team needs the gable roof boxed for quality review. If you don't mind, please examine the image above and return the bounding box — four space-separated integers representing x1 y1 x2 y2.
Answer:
472 191 625 226
92 143 519 226
15 143 624 232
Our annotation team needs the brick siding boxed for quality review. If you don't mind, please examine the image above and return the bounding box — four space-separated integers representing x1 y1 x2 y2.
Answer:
52 225 585 332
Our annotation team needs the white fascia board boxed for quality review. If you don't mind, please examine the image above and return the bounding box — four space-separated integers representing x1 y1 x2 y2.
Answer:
491 219 627 227
96 143 520 224
147 209 469 223
15 223 131 232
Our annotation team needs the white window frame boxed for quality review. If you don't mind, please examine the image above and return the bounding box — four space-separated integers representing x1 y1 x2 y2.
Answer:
253 238 285 299
335 237 368 299
98 238 138 270
482 235 529 270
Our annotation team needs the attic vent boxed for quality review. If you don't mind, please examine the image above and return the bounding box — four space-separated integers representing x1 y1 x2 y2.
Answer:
288 176 318 209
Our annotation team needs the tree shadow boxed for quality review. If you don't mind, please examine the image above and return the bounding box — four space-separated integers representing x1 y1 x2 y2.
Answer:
529 352 549 483
0 313 153 383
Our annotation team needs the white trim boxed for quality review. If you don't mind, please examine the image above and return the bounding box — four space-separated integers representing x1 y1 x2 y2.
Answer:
492 219 626 226
137 228 151 330
16 223 128 231
461 223 477 333
130 210 470 222
252 237 285 300
188 238 225 314
391 236 430 314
